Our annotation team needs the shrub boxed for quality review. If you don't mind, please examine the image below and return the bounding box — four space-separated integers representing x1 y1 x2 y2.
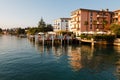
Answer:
94 35 115 41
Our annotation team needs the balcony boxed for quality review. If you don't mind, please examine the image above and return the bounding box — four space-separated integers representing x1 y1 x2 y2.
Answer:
77 21 81 23
97 14 107 18
97 21 102 25
71 13 80 17
113 15 118 18
76 28 80 30
71 14 78 18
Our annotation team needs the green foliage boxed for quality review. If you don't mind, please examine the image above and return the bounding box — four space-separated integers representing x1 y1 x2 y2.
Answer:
80 34 93 40
92 20 97 25
38 18 46 28
37 18 53 32
16 28 25 35
80 34 115 41
84 21 89 26
102 20 108 29
46 24 53 31
80 34 87 39
110 24 120 35
102 20 108 25
9 29 15 35
27 24 53 35
57 31 73 36
94 35 115 41
84 21 89 32
0 28 2 33
27 27 38 35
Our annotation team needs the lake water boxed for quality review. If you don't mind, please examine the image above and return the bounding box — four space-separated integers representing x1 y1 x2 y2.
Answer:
0 35 120 80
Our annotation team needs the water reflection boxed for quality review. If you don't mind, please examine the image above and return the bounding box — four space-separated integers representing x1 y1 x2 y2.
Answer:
114 46 120 80
84 45 115 72
29 40 118 79
68 46 82 71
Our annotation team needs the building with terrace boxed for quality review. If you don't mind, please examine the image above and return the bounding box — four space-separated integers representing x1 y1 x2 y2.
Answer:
70 8 113 36
113 10 120 24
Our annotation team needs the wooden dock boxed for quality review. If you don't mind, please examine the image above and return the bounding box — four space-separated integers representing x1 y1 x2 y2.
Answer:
28 35 116 46
37 39 80 45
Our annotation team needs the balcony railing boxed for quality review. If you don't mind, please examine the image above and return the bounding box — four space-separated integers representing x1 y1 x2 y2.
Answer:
97 21 102 25
97 15 107 18
113 15 118 18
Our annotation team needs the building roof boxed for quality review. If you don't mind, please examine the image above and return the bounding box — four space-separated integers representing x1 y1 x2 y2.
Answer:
59 18 71 20
114 9 120 12
71 8 113 14
54 18 71 21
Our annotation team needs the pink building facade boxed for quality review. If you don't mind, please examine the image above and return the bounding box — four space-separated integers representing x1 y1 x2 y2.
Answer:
113 10 120 24
70 8 113 36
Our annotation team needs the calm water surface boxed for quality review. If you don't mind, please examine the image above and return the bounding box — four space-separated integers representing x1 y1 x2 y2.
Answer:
0 35 120 80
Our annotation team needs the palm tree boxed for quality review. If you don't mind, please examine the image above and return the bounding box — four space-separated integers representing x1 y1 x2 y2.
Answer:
110 23 120 38
92 20 97 31
102 20 108 30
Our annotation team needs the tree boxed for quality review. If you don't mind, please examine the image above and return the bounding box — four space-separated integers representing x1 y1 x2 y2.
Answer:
0 28 2 33
27 27 38 35
84 21 89 33
38 18 46 32
110 24 120 37
102 20 108 30
16 28 25 35
46 24 53 31
38 18 46 28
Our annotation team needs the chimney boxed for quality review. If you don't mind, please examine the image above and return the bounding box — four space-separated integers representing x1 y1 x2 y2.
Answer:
106 9 109 12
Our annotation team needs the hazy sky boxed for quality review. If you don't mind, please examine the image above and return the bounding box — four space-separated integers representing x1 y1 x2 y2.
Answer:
0 0 120 29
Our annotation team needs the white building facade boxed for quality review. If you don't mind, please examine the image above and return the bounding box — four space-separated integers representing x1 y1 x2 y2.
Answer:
53 18 71 32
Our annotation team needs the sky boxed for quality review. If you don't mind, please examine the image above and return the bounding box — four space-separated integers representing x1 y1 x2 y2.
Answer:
0 0 120 29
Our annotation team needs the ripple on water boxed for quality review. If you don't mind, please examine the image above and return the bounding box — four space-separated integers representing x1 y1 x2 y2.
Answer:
0 35 118 80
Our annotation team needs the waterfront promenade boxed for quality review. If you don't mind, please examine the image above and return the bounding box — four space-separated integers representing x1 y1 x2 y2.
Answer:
28 34 120 46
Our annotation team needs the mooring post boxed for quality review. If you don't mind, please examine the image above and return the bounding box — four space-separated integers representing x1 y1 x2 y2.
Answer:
67 35 69 45
42 34 44 46
91 38 94 46
61 35 63 45
52 34 54 46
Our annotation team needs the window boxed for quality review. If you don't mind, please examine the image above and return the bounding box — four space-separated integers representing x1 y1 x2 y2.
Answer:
66 23 68 27
65 20 68 22
90 12 93 16
90 24 92 29
90 19 92 22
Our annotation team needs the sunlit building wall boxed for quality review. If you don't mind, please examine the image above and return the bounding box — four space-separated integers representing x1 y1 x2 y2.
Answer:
53 18 71 32
70 8 113 36
113 10 120 24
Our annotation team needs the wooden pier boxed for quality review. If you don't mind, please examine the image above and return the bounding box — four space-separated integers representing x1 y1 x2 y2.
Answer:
28 34 116 46
37 38 80 45
27 34 80 46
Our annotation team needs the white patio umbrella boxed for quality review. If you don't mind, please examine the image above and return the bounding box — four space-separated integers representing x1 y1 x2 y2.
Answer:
81 31 88 34
88 31 94 34
48 31 56 35
97 31 106 34
38 32 44 35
